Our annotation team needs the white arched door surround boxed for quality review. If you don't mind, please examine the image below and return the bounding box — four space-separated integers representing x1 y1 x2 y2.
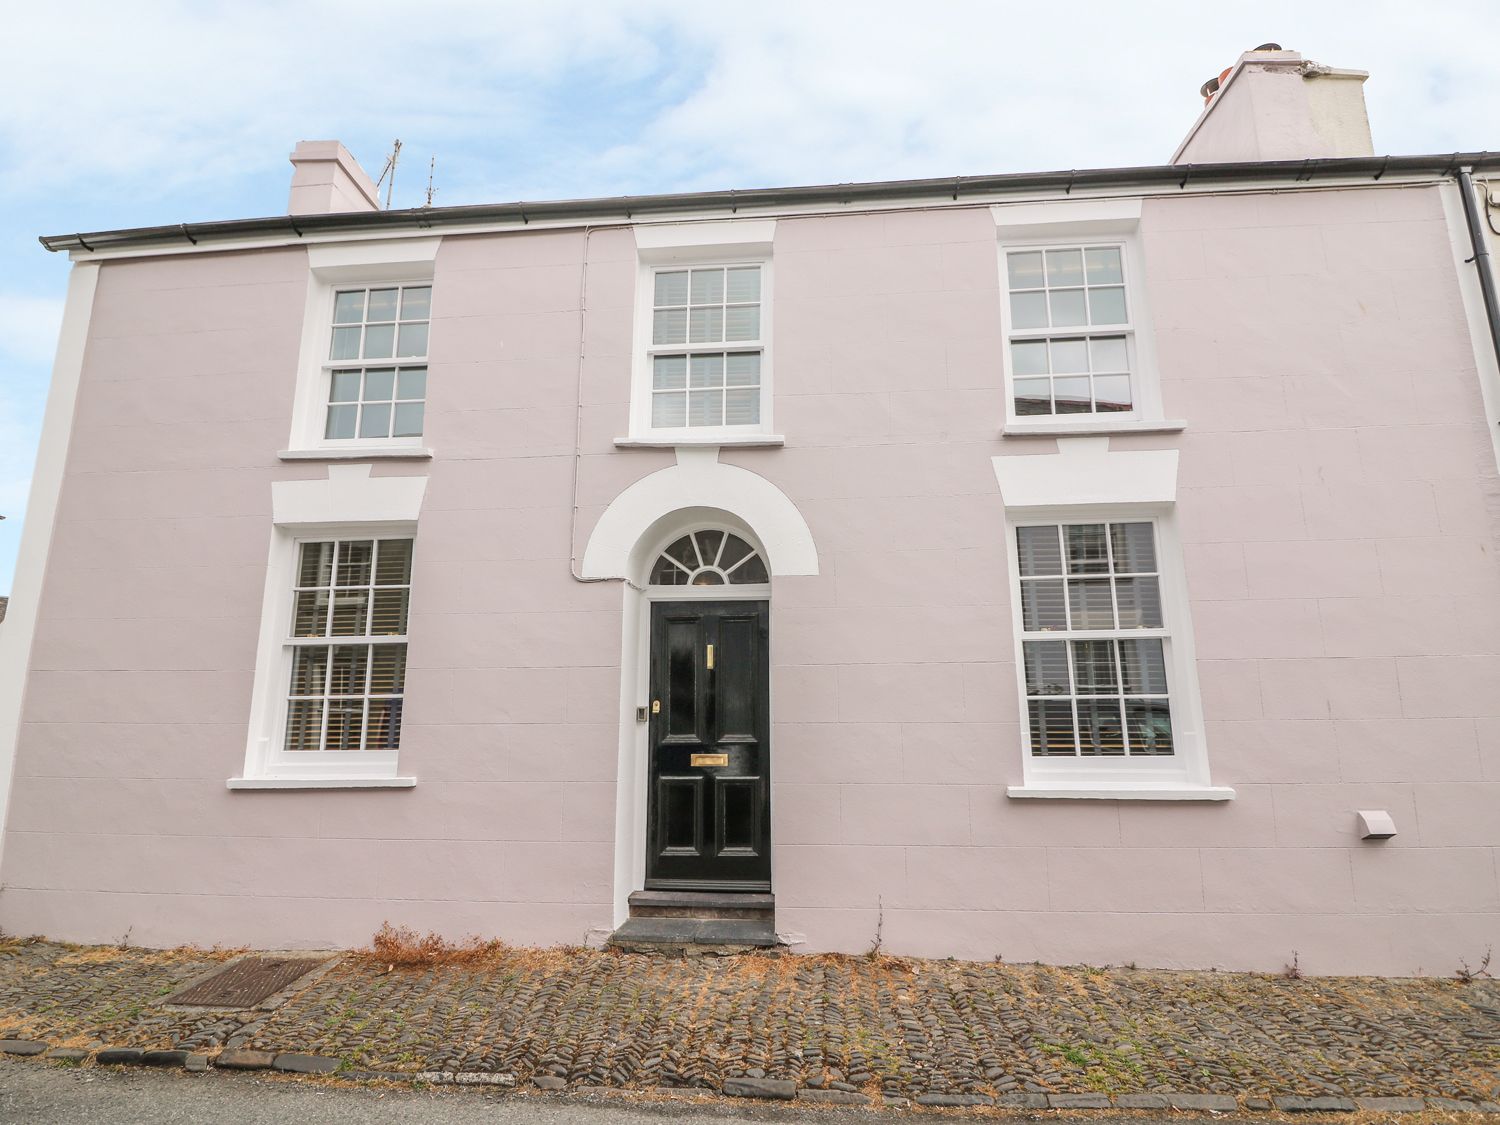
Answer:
586 448 818 931
582 447 818 583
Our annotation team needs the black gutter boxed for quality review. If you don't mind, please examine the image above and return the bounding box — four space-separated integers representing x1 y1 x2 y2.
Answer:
39 152 1500 255
1457 167 1500 381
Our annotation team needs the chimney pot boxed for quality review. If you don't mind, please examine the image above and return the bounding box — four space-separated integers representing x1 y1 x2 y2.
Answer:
1202 44 1286 102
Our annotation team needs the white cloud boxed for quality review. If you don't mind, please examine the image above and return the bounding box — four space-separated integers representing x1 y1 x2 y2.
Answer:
3 1 1498 210
0 0 662 201
622 1 1500 188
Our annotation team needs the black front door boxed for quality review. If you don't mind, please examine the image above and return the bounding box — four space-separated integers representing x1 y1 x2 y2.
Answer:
646 600 771 891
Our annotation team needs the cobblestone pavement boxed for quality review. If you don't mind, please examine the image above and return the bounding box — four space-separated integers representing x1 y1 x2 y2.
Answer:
0 938 1496 1105
0 943 238 1050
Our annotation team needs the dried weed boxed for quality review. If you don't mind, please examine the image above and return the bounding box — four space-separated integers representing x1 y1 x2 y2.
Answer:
51 942 240 968
360 923 511 969
1455 946 1492 984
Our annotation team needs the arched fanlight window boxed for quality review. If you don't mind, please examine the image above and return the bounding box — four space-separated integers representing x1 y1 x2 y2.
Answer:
649 530 769 586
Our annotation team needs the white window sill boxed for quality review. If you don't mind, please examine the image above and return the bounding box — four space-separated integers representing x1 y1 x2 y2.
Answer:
227 776 417 791
614 435 786 449
279 447 433 462
1002 419 1187 438
1007 784 1235 801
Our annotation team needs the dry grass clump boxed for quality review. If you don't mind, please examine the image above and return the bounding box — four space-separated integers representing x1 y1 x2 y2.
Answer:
362 922 510 968
53 943 243 967
803 950 915 974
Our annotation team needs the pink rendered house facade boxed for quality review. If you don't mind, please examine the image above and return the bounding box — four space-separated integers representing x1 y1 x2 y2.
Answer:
1 49 1498 973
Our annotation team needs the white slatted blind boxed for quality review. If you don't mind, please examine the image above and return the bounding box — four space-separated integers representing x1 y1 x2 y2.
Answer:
1016 522 1174 758
283 537 412 754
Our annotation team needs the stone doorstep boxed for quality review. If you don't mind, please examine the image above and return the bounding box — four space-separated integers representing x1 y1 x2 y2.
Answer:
607 916 780 951
626 890 776 921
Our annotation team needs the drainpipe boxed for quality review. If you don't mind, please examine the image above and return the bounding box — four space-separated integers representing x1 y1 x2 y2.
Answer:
1457 167 1500 379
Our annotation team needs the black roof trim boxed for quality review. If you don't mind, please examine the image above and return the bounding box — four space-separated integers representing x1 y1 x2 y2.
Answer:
40 152 1500 254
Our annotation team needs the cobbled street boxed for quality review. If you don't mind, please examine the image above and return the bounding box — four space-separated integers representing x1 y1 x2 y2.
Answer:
0 938 1496 1110
0 1059 1266 1125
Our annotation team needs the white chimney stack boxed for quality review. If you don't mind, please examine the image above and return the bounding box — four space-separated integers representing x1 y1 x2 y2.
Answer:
287 141 381 215
1172 46 1374 164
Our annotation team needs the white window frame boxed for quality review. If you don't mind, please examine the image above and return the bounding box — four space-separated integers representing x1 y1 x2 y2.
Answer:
233 519 417 789
993 200 1179 437
1002 503 1227 800
284 239 440 459
624 221 779 447
321 283 432 443
646 525 772 590
1002 238 1146 419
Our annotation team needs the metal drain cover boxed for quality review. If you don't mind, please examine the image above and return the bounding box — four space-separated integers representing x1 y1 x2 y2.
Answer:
168 956 325 1008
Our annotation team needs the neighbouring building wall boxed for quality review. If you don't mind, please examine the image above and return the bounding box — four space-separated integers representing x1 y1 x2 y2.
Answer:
1 182 1497 974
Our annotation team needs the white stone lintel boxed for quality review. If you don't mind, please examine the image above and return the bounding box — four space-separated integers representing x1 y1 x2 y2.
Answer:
992 436 1178 509
271 463 428 526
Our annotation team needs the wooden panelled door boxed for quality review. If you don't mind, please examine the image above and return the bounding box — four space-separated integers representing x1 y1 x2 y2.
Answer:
646 600 771 891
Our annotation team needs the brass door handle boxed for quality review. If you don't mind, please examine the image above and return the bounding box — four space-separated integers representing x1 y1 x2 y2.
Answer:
706 644 714 670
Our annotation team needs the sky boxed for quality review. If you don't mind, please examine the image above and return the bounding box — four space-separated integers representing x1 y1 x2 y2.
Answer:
2 0 1498 592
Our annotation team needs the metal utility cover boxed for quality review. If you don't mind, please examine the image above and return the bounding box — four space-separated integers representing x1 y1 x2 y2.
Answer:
168 956 324 1008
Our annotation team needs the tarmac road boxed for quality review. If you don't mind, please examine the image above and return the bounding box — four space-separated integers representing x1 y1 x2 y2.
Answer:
0 1058 1239 1124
